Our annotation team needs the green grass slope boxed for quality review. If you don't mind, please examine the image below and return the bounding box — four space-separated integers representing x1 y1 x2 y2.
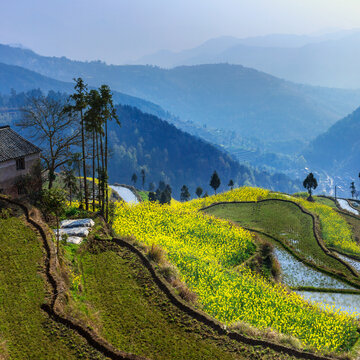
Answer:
0 216 106 360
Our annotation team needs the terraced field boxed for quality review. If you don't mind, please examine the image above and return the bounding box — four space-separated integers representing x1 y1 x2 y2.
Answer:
69 239 298 360
113 192 360 353
204 200 355 280
0 215 105 360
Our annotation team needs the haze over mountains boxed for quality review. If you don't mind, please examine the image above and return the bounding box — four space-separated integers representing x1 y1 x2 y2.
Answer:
2 39 360 195
1 44 360 144
135 30 360 89
304 107 360 178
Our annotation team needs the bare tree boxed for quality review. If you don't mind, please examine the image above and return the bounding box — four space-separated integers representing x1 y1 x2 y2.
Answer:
18 95 81 189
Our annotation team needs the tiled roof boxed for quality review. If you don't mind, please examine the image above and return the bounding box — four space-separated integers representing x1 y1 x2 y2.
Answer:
0 126 41 163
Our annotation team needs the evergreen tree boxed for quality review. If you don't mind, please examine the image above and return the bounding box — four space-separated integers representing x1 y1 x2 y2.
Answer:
149 191 157 202
62 164 78 206
148 182 156 192
350 182 357 199
68 78 89 210
228 179 234 190
180 185 190 202
141 169 146 189
131 173 138 186
99 85 120 221
210 171 221 195
159 184 172 205
303 173 318 199
158 181 166 191
195 186 203 198
84 89 103 212
203 191 209 198
71 153 83 207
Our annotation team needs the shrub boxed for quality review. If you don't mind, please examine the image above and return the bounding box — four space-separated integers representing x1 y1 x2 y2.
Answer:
171 278 197 303
158 263 179 282
148 243 165 264
0 208 12 219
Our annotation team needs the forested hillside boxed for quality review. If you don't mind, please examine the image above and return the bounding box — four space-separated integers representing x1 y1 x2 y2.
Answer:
1 44 360 142
304 107 360 175
108 105 301 196
0 89 301 197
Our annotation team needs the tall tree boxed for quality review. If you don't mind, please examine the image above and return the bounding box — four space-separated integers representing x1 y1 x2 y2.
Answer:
195 186 203 198
84 89 103 212
149 191 157 202
180 185 190 202
210 171 221 195
18 95 80 189
303 172 318 199
350 181 357 199
228 179 234 190
131 173 138 186
99 85 120 221
148 182 156 192
71 153 83 206
160 184 172 205
141 168 146 189
62 164 78 206
68 78 89 210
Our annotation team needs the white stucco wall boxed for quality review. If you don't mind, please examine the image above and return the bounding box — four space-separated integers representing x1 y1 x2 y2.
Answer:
0 152 40 194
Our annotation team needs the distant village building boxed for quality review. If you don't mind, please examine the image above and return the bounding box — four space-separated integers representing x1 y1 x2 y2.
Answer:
0 125 41 196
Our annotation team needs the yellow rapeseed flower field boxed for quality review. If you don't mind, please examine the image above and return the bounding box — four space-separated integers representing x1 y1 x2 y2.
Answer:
113 187 359 351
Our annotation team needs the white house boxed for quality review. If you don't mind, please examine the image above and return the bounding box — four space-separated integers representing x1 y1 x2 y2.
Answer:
0 125 41 196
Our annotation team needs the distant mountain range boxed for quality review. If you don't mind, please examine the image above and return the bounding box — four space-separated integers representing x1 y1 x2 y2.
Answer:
0 62 170 121
0 87 301 196
304 107 360 178
1 45 360 143
135 30 360 89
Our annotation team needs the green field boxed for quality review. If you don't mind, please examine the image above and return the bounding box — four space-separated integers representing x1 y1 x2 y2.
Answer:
0 216 105 360
204 200 356 282
70 239 298 360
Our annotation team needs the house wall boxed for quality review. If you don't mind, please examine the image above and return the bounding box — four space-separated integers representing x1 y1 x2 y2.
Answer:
0 153 41 196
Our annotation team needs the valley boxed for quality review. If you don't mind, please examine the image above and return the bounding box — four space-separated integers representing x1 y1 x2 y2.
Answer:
2 4 360 358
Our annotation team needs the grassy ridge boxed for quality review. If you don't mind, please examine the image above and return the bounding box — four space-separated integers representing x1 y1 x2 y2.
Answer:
0 216 105 360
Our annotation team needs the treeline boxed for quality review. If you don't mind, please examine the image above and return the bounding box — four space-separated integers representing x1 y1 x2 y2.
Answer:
0 88 63 108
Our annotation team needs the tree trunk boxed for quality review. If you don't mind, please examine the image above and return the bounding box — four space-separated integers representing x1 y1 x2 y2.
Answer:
92 130 96 212
78 161 83 208
99 133 105 216
105 119 109 222
56 215 60 256
81 109 89 211
96 133 101 210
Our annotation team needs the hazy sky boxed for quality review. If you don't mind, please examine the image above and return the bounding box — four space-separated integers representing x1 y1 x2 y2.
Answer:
1 0 360 64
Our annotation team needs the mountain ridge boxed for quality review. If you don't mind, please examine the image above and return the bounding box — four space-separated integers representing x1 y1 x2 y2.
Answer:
1 44 360 142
